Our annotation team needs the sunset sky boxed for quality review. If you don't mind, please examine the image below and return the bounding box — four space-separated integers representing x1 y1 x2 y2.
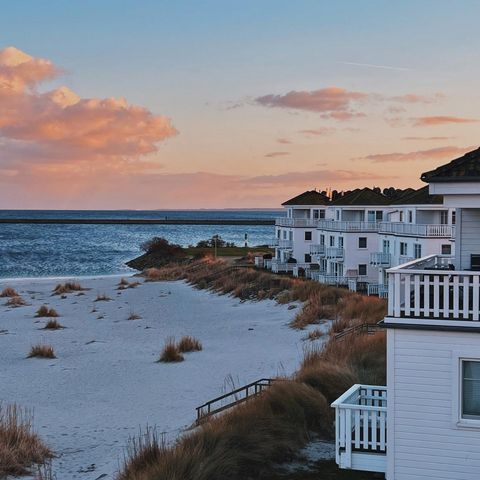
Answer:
1 0 479 209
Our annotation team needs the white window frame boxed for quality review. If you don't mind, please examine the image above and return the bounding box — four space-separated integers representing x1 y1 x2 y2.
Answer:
452 351 480 429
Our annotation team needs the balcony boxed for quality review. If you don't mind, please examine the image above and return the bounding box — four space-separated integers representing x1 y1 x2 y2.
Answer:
318 220 380 232
387 254 480 322
317 274 350 286
275 217 319 228
308 270 327 281
370 252 391 267
310 244 325 256
325 247 344 259
292 263 312 277
271 262 295 274
367 283 388 298
269 238 293 249
332 384 387 473
379 222 454 238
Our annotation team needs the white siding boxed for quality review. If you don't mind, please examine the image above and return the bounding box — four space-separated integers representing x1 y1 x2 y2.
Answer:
388 328 480 480
458 208 480 270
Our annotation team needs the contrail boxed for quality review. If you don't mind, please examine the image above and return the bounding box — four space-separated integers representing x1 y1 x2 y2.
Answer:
338 61 411 71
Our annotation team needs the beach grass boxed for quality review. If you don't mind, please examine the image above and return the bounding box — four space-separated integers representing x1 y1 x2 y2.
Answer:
35 305 59 318
158 338 184 363
177 336 202 353
28 344 56 359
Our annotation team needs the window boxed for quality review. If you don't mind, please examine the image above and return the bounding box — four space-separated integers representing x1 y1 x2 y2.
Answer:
368 210 383 222
336 210 340 221
277 230 281 239
358 237 367 249
320 234 325 246
414 244 422 259
338 237 344 248
376 211 383 221
358 264 367 276
408 210 413 223
382 239 390 254
452 210 456 225
399 211 404 222
462 360 480 420
400 242 408 256
319 210 326 219
313 209 319 219
329 236 335 247
442 244 452 255
289 231 293 241
305 231 312 241
304 253 312 263
283 230 287 240
440 210 449 225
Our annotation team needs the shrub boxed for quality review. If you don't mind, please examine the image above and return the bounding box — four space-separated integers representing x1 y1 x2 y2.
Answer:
95 293 111 302
0 287 19 297
0 404 52 477
53 282 86 295
118 278 141 290
141 237 186 257
5 296 26 307
35 306 59 318
177 336 202 353
158 338 184 363
28 345 56 359
43 319 64 330
128 312 141 321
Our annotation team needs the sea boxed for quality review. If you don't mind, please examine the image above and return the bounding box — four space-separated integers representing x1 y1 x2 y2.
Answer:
0 210 280 279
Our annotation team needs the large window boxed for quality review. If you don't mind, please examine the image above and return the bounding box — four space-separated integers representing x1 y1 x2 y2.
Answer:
400 242 408 256
462 360 480 420
440 210 449 225
442 244 452 255
414 243 422 259
304 231 312 241
358 237 367 249
358 264 367 276
304 253 312 263
329 236 335 247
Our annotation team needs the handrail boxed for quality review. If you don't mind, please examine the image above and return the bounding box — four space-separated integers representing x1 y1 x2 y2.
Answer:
379 222 454 237
196 378 276 423
334 323 385 341
318 220 380 232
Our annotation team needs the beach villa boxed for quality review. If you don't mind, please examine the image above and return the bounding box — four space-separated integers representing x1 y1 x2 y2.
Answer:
332 147 480 479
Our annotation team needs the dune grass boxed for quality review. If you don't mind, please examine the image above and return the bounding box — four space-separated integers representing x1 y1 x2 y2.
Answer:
95 293 111 302
118 278 141 290
128 312 141 321
42 319 64 330
28 344 56 359
52 282 87 295
0 404 52 477
5 295 26 307
0 287 19 298
158 338 184 363
35 305 59 318
177 336 202 353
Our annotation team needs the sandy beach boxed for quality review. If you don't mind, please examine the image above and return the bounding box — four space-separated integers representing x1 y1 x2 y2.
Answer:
0 275 323 479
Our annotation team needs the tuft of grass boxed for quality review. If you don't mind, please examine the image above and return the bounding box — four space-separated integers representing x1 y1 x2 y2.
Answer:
35 305 59 318
304 328 324 341
27 345 56 359
43 319 64 330
53 282 87 295
177 335 202 353
5 296 26 307
0 287 19 298
158 338 184 363
117 278 141 290
0 404 53 477
94 293 111 302
128 312 141 321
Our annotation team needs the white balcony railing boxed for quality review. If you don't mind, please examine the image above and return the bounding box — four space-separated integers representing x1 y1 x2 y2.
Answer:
292 263 312 277
269 238 293 249
310 244 325 255
308 270 327 281
275 217 319 228
379 222 454 238
318 220 380 232
271 262 295 273
367 284 388 298
398 255 415 265
387 254 480 321
318 274 351 286
370 252 391 267
332 384 387 473
325 247 344 259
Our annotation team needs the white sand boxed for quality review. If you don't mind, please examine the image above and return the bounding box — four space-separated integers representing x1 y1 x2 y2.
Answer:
0 275 325 479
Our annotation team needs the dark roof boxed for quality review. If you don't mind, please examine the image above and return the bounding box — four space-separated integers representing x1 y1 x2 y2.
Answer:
421 147 480 183
330 187 390 206
391 186 443 205
282 190 329 206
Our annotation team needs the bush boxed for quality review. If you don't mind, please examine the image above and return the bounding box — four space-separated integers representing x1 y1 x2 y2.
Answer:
141 237 186 257
95 294 111 302
28 345 56 359
158 338 184 363
35 306 59 318
0 404 52 477
177 336 202 353
128 312 141 321
53 282 86 295
43 319 64 330
0 287 19 298
195 235 235 248
5 296 26 307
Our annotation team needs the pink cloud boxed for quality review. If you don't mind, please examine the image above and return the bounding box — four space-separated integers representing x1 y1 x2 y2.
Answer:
391 93 444 104
277 138 292 144
0 47 178 171
265 151 290 158
360 145 474 163
412 116 478 126
298 127 334 136
255 87 368 120
402 136 454 141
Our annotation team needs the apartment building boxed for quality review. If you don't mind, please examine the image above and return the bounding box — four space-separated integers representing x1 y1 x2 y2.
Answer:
332 146 480 480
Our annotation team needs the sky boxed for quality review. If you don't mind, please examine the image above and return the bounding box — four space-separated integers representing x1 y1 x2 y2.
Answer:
0 0 479 209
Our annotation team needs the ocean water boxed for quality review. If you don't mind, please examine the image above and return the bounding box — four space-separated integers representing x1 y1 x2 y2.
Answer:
0 210 279 278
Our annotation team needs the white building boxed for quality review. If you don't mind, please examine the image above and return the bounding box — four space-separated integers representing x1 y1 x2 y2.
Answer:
270 190 329 274
332 147 480 479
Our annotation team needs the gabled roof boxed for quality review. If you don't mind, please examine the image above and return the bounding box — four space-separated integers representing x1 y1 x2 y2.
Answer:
421 147 480 183
282 190 329 206
391 186 443 205
330 187 390 206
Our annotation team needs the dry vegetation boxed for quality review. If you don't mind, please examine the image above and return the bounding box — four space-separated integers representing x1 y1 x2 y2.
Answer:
304 328 324 341
53 282 87 295
0 287 19 298
5 295 26 307
119 258 387 480
158 338 184 363
28 344 56 359
177 336 202 353
128 312 141 321
0 404 52 477
95 293 111 302
118 278 141 290
35 305 59 318
43 319 64 330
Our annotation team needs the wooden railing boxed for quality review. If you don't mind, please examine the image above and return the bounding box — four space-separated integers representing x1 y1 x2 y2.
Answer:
387 254 480 321
196 378 276 423
332 384 387 472
334 323 385 341
379 222 454 237
318 220 380 232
